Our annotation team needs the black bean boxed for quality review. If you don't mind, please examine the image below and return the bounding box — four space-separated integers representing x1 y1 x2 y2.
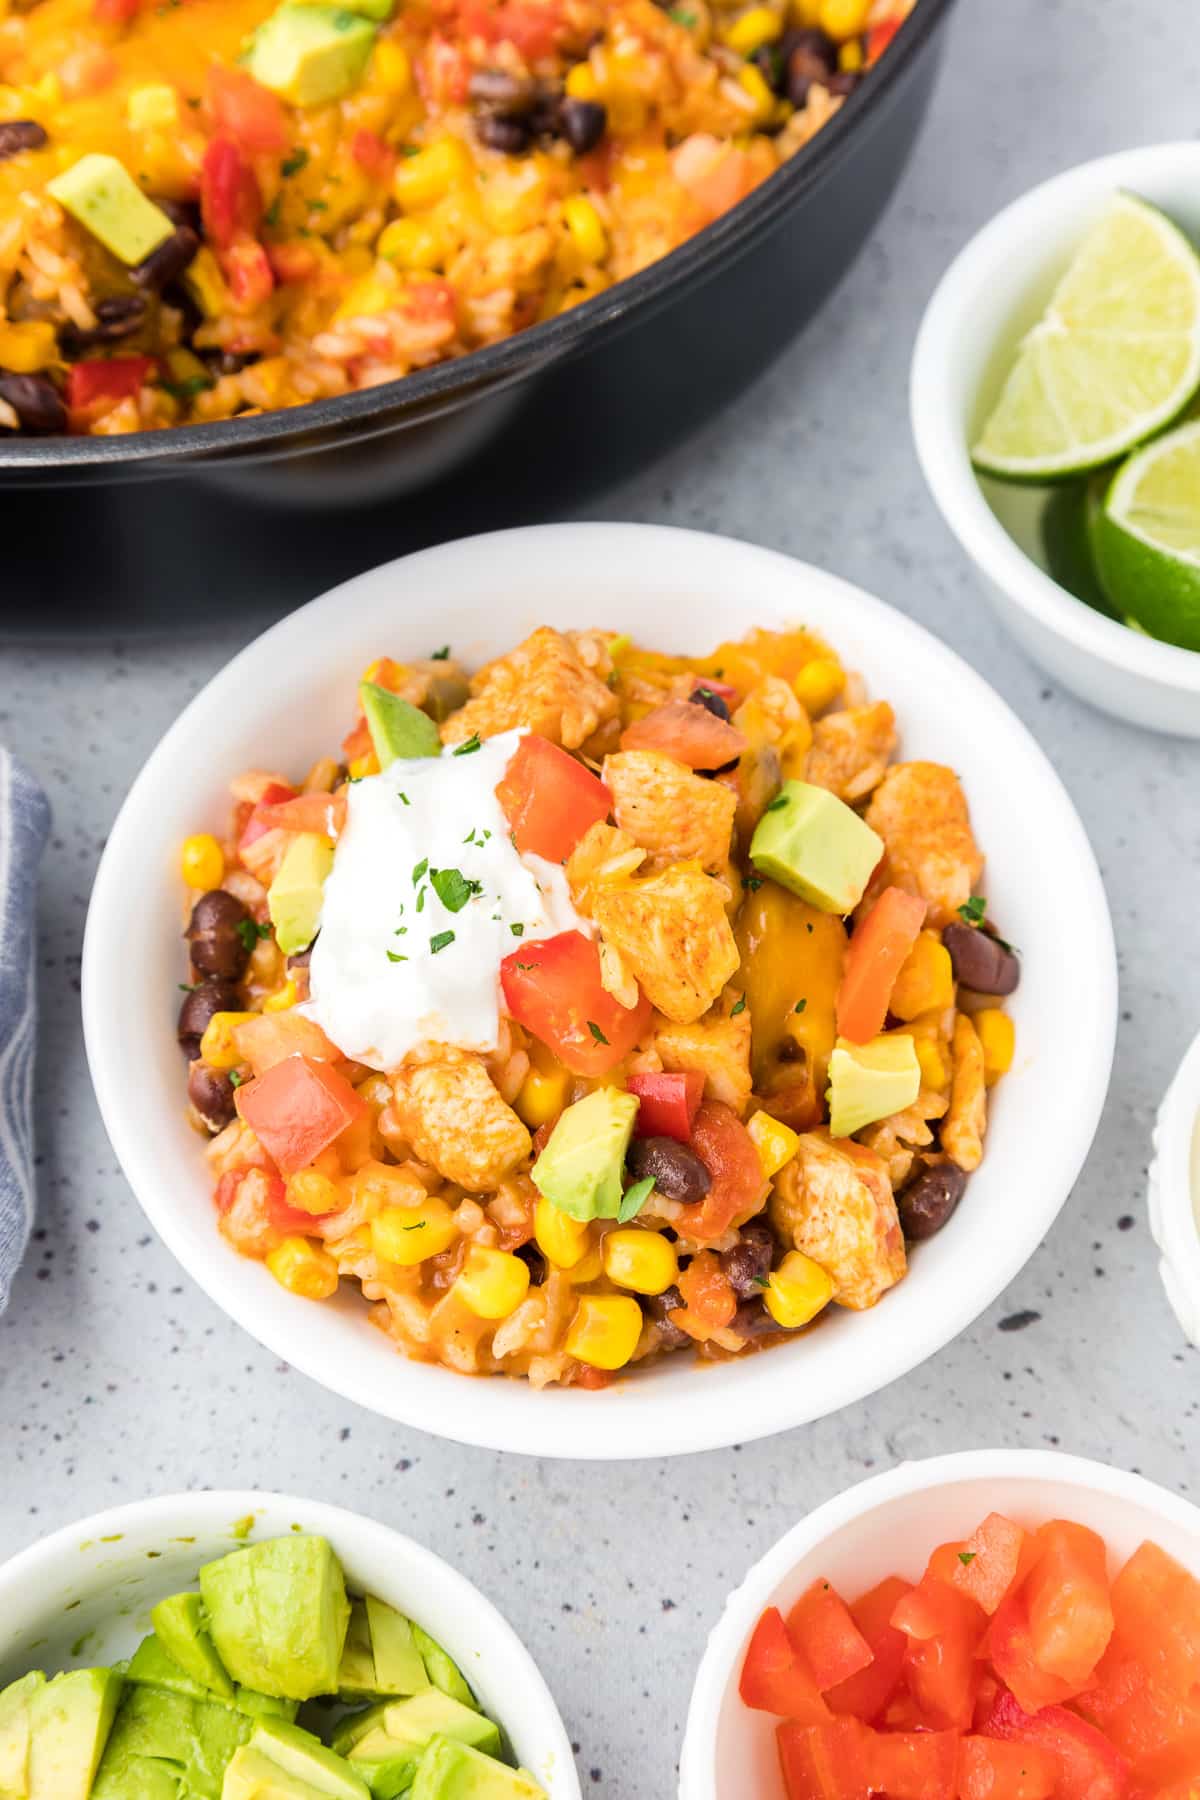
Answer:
731 1297 781 1341
785 26 837 106
749 42 787 96
826 70 861 97
155 196 201 233
177 978 240 1058
469 68 537 111
516 1242 548 1286
0 372 65 434
560 97 606 153
187 1062 236 1132
720 1221 775 1298
0 120 47 161
186 888 252 981
643 1287 691 1350
626 1136 711 1205
287 946 314 973
942 922 1020 996
131 225 199 292
474 112 532 154
527 92 565 137
898 1163 967 1241
60 295 148 354
689 685 732 722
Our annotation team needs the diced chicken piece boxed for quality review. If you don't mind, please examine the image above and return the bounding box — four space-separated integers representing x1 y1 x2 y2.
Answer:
859 1089 948 1189
566 820 646 916
440 626 617 748
941 1012 987 1172
592 862 739 1025
806 702 897 804
566 628 620 682
603 748 737 872
654 1010 753 1113
391 1052 531 1192
862 761 983 927
769 1130 906 1310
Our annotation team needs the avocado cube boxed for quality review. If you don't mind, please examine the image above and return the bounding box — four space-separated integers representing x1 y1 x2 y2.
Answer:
359 683 441 769
91 1750 183 1800
338 1601 378 1700
222 1744 330 1799
46 154 174 266
128 1633 217 1704
359 1754 417 1800
98 1682 251 1800
530 1088 639 1223
364 1599 428 1698
0 1670 44 1795
289 0 394 23
409 1737 545 1800
268 832 334 956
242 6 377 109
363 1693 500 1762
26 1667 123 1800
249 1719 370 1799
236 1689 300 1723
749 780 884 915
410 1628 475 1712
201 1536 351 1702
152 1593 236 1701
827 1034 920 1137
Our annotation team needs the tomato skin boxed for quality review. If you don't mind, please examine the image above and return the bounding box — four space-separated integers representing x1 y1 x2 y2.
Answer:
951 1514 1031 1617
619 699 747 772
453 0 563 59
836 885 926 1043
207 66 288 152
625 1071 704 1142
891 1577 985 1731
201 136 263 249
235 1054 367 1176
495 735 612 863
740 1608 831 1723
787 1581 874 1692
982 1690 1132 1800
66 356 154 410
93 0 141 24
1024 1520 1114 1687
500 931 650 1076
958 1736 1057 1800
776 1717 869 1800
238 782 297 851
674 1101 764 1240
866 12 903 60
987 1589 1095 1714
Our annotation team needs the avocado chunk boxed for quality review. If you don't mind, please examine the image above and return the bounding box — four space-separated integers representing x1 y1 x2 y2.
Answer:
242 6 377 108
200 1536 351 1702
291 0 393 22
359 682 441 768
409 1737 545 1800
337 1602 378 1701
0 1670 44 1795
26 1667 123 1800
530 1088 639 1222
128 1633 218 1704
235 1690 300 1723
749 780 883 914
96 1682 251 1800
827 1033 920 1137
268 832 334 957
46 154 174 265
91 1749 183 1800
358 1756 416 1800
365 1598 429 1699
222 1744 329 1799
152 1593 236 1702
246 1719 369 1799
347 1693 501 1766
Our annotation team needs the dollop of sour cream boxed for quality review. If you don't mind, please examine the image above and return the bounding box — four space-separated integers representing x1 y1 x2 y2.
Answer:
305 729 586 1071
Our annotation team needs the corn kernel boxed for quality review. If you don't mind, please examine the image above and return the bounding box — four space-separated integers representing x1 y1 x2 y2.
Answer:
373 1197 459 1266
746 1109 800 1179
348 751 380 779
764 1250 834 1329
914 1037 949 1092
891 931 955 1021
563 194 607 265
266 1236 340 1300
180 832 224 891
975 1009 1015 1086
838 37 864 70
262 979 297 1014
333 268 399 323
198 1012 258 1071
516 1060 571 1130
791 0 822 19
534 1197 590 1270
736 61 776 122
372 39 412 95
377 216 443 270
565 1294 643 1369
183 246 227 320
127 82 178 129
819 0 869 38
285 1168 341 1216
0 320 56 373
794 657 844 715
564 60 600 101
725 5 782 54
601 1228 678 1296
454 1244 531 1320
565 1244 603 1285
393 137 472 211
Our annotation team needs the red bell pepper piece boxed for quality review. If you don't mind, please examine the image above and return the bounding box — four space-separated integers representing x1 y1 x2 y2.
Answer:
220 236 275 308
66 356 154 411
201 135 263 248
787 1580 875 1692
239 782 297 852
691 674 740 707
235 1054 367 1176
776 1717 870 1800
891 1577 985 1730
864 1727 960 1800
958 1736 1057 1800
494 734 612 864
1024 1520 1114 1687
982 1689 1132 1800
500 930 650 1076
739 1606 830 1722
835 886 926 1043
824 1576 912 1723
673 1101 764 1241
951 1513 1030 1616
207 65 288 152
625 1071 704 1143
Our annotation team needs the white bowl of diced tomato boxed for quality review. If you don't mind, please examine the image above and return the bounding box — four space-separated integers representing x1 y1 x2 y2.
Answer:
679 1448 1200 1800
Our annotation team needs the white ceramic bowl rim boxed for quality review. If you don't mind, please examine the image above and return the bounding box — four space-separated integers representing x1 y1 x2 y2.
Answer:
1152 1029 1200 1323
82 523 1118 1460
911 140 1200 693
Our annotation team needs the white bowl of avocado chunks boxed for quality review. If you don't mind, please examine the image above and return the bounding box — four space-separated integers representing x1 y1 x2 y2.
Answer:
0 1492 579 1800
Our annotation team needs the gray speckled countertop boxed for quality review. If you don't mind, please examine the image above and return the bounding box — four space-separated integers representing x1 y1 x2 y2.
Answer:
3 0 1200 1792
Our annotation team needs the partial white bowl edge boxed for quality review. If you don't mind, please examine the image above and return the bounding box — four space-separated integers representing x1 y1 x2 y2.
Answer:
1150 1031 1200 1345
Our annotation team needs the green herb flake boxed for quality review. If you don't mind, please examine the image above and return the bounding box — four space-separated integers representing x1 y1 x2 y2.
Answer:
766 794 788 812
617 1176 655 1224
431 645 450 660
794 998 807 1014
730 995 746 1016
510 923 525 937
228 1069 247 1089
587 1020 609 1045
398 791 410 806
386 950 408 963
958 895 987 926
412 858 428 885
415 887 426 913
429 930 455 955
752 1274 770 1290
745 875 763 892
430 866 483 913
452 733 482 757
957 1551 977 1566
235 917 272 954
403 1220 426 1232
177 982 197 994
162 374 213 400
280 147 309 177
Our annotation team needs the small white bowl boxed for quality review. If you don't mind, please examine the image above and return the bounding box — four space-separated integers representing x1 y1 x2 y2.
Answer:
0 1490 579 1800
1150 1030 1200 1345
82 523 1117 1459
680 1449 1200 1800
911 142 1200 736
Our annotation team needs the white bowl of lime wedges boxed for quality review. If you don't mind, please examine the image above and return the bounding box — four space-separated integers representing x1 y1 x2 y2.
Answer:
912 142 1200 735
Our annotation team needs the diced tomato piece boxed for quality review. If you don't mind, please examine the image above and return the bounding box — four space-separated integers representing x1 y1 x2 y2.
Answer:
836 886 926 1043
253 791 345 837
66 356 154 411
495 735 612 863
671 1249 736 1336
1077 1642 1200 1773
201 135 263 248
864 1727 960 1800
403 278 457 326
958 1736 1057 1800
982 1690 1132 1800
825 1577 912 1723
777 1717 870 1800
215 1169 244 1215
739 1606 831 1723
673 1101 764 1241
57 42 117 94
235 1054 367 1176
892 1578 986 1731
342 717 372 762
1023 1520 1114 1688
352 127 395 179
1110 1542 1200 1703
866 12 903 60
987 1590 1093 1714
500 931 651 1076
619 698 747 772
952 1515 1030 1617
208 65 288 151
453 0 563 59
268 241 320 284
232 1012 340 1079
93 0 140 24
787 1581 875 1692
625 1071 705 1142
221 235 274 308
239 782 297 851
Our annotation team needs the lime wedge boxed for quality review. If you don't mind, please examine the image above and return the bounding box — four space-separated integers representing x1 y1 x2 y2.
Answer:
972 194 1200 481
1041 476 1117 618
1089 417 1200 649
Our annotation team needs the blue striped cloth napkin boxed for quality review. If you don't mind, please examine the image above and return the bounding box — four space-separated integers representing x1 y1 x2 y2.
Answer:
0 749 50 1312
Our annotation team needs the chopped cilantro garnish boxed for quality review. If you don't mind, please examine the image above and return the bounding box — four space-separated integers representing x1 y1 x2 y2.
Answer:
263 196 282 230
510 922 525 937
587 1020 609 1044
162 374 213 400
177 982 197 994
386 950 408 963
429 930 455 955
745 875 763 891
957 1551 977 1566
430 867 483 914
766 794 788 812
398 791 410 806
228 1069 247 1089
235 918 272 954
513 961 536 972
403 1220 426 1232
731 995 746 1016
452 733 482 757
617 1177 655 1223
280 147 309 177
412 858 428 885
415 888 426 913
752 1274 770 1291
431 645 450 660
958 895 987 926
794 998 807 1014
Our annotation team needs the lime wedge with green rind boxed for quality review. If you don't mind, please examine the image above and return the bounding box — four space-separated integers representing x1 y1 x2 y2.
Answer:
1041 475 1118 618
1089 417 1200 649
972 193 1200 482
